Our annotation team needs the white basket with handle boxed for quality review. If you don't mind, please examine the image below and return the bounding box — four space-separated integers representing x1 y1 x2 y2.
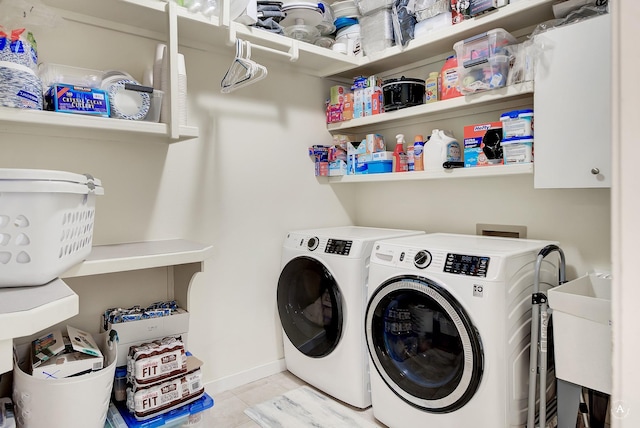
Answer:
0 168 104 287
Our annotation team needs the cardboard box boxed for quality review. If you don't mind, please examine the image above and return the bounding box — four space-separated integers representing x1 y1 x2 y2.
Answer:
44 84 110 117
330 85 350 105
347 140 366 175
104 308 190 367
365 134 385 154
32 326 104 379
31 329 65 369
463 121 503 167
470 0 500 16
329 160 347 176
32 348 104 379
342 93 354 121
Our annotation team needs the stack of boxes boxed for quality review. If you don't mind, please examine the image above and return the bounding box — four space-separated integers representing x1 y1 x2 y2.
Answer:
101 301 215 426
326 75 383 125
500 109 534 164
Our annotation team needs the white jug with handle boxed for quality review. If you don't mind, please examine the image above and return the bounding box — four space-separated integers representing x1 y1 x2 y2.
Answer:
424 129 459 171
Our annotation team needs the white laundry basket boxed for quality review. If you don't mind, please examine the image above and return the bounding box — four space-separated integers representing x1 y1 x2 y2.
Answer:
0 168 104 287
12 331 117 428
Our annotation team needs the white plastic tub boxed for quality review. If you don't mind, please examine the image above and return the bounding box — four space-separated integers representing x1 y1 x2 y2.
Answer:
13 331 117 428
0 169 103 287
547 273 612 394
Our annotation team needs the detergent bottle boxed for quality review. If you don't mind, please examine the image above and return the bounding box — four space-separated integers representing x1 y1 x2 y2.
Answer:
413 135 425 171
424 129 459 171
392 134 408 172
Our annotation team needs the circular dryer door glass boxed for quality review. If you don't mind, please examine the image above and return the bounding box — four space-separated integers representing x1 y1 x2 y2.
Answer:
365 276 483 412
277 256 344 358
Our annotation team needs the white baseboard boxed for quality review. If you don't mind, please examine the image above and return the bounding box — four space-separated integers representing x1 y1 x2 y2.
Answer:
204 358 287 395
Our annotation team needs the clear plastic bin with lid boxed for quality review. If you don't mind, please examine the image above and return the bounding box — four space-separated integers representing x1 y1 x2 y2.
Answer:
453 28 517 94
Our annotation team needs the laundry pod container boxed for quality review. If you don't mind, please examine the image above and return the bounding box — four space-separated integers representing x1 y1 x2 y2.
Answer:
0 168 103 287
12 331 118 428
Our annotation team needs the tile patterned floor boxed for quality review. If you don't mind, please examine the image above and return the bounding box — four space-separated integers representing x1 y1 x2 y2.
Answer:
203 371 386 428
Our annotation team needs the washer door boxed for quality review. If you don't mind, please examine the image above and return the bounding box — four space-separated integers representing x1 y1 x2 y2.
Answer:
366 275 483 413
277 256 343 358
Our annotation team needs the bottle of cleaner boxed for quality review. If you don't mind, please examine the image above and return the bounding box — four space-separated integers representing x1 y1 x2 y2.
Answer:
425 72 439 103
413 135 425 171
393 134 408 172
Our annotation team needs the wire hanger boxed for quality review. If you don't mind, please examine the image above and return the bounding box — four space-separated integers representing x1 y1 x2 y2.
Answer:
221 39 268 93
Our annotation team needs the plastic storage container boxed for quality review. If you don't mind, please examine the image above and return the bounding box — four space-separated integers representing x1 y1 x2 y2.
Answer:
359 8 394 56
453 28 517 94
500 109 534 138
0 169 104 287
107 393 214 428
12 332 118 428
547 273 612 394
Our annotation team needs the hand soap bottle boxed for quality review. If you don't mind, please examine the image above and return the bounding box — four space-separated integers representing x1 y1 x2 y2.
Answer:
393 134 408 172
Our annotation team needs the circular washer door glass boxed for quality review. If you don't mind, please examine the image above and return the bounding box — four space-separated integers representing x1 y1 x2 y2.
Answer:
366 276 483 412
277 256 343 358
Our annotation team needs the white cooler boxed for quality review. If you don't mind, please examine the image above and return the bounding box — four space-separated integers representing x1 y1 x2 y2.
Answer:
0 168 103 287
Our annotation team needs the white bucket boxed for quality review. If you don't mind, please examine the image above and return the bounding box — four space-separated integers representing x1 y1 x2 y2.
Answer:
13 331 117 428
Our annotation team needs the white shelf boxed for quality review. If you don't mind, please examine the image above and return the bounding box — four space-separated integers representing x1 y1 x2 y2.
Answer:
0 108 199 144
0 278 79 374
41 0 555 78
62 239 214 277
327 82 534 133
328 163 533 183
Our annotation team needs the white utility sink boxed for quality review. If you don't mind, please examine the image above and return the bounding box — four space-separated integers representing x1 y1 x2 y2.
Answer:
547 273 612 394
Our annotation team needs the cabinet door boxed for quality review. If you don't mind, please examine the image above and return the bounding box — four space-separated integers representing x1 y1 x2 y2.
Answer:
533 13 611 188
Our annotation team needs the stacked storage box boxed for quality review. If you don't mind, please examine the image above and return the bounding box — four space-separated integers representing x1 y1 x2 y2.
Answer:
103 303 214 426
355 0 395 56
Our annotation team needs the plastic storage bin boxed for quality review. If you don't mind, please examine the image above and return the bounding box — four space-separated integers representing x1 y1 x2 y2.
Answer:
107 393 214 428
453 28 517 93
359 8 394 56
547 273 612 394
0 169 103 287
12 331 117 428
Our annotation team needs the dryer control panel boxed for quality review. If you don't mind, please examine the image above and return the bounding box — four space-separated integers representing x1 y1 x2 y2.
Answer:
325 239 352 255
444 253 490 277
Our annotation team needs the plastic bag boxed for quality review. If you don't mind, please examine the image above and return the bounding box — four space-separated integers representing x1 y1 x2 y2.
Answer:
392 0 416 48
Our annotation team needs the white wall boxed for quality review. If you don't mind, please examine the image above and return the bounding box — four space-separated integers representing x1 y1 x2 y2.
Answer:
0 12 611 394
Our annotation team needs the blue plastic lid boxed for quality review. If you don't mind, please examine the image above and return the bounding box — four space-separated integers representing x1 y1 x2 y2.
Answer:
500 109 534 119
501 136 534 144
334 17 358 31
116 393 214 428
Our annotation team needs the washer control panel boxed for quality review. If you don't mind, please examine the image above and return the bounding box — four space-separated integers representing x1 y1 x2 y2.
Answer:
325 239 352 255
444 253 490 277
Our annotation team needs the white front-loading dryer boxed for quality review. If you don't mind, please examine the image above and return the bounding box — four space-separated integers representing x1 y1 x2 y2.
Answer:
277 226 424 408
365 233 560 427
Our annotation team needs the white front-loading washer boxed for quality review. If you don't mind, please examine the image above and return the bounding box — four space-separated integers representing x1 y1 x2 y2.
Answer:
277 226 424 408
365 233 560 427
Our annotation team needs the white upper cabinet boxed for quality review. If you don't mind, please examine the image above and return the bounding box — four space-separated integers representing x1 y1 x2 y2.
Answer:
533 13 611 189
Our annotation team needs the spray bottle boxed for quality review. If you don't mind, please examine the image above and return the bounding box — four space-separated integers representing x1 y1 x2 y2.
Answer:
393 134 408 172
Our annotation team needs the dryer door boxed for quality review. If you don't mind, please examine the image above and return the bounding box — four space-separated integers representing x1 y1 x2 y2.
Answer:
277 256 343 358
365 275 483 413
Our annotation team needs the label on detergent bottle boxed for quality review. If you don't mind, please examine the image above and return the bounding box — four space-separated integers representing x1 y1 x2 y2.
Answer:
446 141 462 162
413 135 424 171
